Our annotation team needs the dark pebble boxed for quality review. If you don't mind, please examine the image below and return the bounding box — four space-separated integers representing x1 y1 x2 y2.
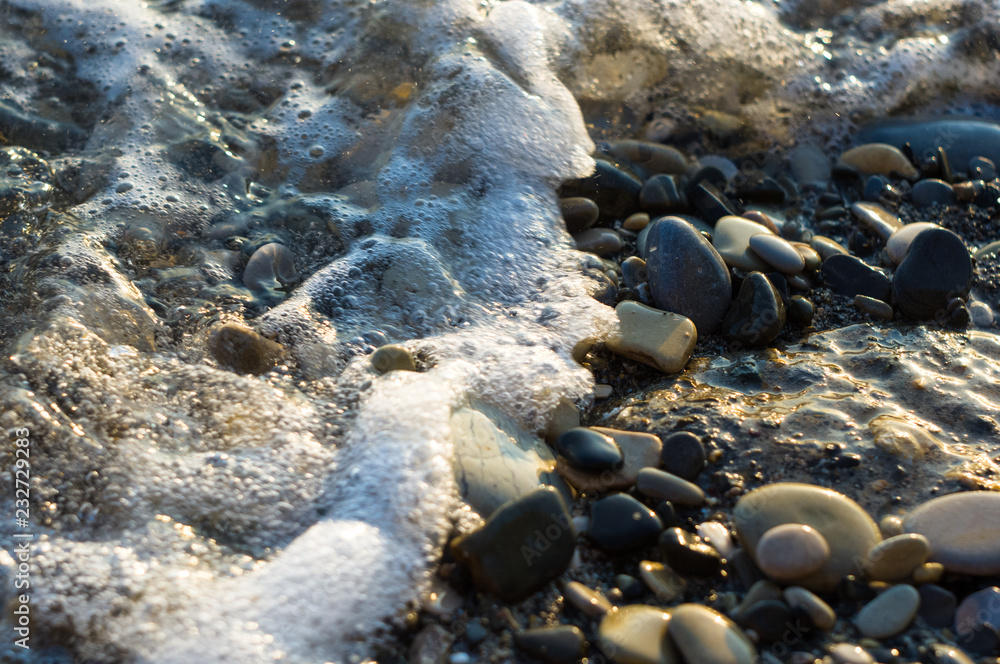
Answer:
955 586 1000 637
926 643 977 664
892 227 973 320
911 178 954 207
722 271 786 348
918 584 957 628
653 500 679 528
621 256 648 289
958 625 1000 657
863 175 890 202
464 622 488 646
555 428 623 472
640 174 686 213
816 205 847 221
588 493 663 554
515 626 586 664
737 174 785 204
559 197 600 233
739 599 794 644
660 431 706 481
615 573 644 600
817 192 843 207
208 323 284 375
788 296 815 326
659 527 723 576
857 118 1000 170
686 165 728 195
731 548 765 588
821 254 892 301
560 159 642 219
969 156 996 180
689 180 737 224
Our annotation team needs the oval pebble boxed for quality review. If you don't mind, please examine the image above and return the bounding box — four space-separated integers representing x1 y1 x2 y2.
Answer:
667 604 756 664
370 343 417 373
886 222 940 264
243 242 298 291
749 233 805 274
830 643 875 664
574 228 624 256
853 294 893 322
911 178 954 207
660 431 706 481
597 604 677 664
636 467 705 507
969 156 997 180
713 215 775 271
854 584 920 639
892 227 974 320
563 581 613 617
638 560 687 602
863 533 930 581
755 523 831 582
784 586 836 630
903 492 1000 574
556 428 623 472
839 143 919 179
624 212 651 231
850 201 903 241
970 301 995 328
588 493 663 554
559 197 599 232
516 625 586 664
810 235 849 260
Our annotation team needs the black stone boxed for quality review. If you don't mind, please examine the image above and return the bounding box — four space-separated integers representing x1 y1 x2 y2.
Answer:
658 527 722 576
816 205 847 221
653 500 679 528
555 428 623 472
559 197 600 233
857 118 1000 171
615 574 644 600
621 256 648 289
911 179 954 207
588 493 663 554
970 156 996 180
863 175 891 202
918 584 957 628
516 626 586 664
817 192 843 207
788 296 815 326
689 180 737 225
686 165 728 196
737 174 786 204
892 227 974 320
739 599 795 644
821 254 892 301
660 432 706 481
722 272 786 349
640 174 686 214
559 159 642 219
958 625 1000 657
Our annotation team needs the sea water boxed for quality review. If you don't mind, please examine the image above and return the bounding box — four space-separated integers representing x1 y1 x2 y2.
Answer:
0 0 998 661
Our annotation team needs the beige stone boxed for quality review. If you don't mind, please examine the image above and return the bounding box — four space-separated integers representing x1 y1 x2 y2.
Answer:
606 301 697 374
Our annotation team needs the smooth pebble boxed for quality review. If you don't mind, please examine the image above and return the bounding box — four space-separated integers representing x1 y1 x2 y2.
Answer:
606 301 697 374
886 221 940 264
854 584 920 639
755 523 831 582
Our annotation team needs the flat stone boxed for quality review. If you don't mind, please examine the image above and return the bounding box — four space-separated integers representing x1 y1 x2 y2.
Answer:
926 643 977 664
749 233 805 274
641 174 686 214
370 343 417 373
635 468 705 507
588 493 663 554
450 404 569 517
854 294 893 322
574 227 624 256
755 524 831 582
821 254 892 301
854 584 920 639
713 215 775 271
856 118 1000 171
792 242 822 272
557 427 661 491
892 227 974 320
559 197 600 233
606 301 697 374
563 581 614 618
667 604 757 664
722 272 786 349
560 159 642 219
838 143 919 179
208 323 285 375
918 584 957 628
516 626 586 664
830 644 875 664
451 486 575 602
886 222 941 264
638 560 687 602
810 235 849 260
850 201 903 241
863 533 930 582
784 586 836 630
733 483 881 592
912 178 955 207
955 586 1000 636
605 140 688 178
697 522 735 560
659 527 722 576
660 431 706 481
904 492 1000 575
597 605 679 664
555 428 623 472
645 216 732 334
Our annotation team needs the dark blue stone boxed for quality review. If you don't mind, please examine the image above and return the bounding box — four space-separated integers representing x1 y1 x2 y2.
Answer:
556 428 623 472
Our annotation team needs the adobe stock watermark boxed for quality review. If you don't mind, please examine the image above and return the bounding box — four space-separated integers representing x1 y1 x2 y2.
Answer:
11 426 33 651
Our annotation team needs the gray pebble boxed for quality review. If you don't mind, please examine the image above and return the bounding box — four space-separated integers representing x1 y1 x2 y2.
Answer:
912 178 954 207
854 294 893 322
573 227 624 256
854 584 919 638
969 156 996 180
636 467 705 507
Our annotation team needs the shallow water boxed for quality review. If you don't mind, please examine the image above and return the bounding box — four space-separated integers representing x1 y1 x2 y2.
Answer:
0 0 999 661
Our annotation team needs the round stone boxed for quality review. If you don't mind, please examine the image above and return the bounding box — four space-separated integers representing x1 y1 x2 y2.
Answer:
588 493 663 554
755 524 831 582
927 643 977 664
555 428 623 472
573 228 624 256
863 533 930 582
912 178 955 207
969 156 997 180
853 294 893 322
783 586 836 630
748 233 805 274
660 431 706 481
624 212 651 231
955 586 1000 636
597 605 678 664
787 296 815 326
557 426 662 492
810 235 849 260
838 143 919 179
208 323 285 375
970 301 995 327
830 643 875 664
605 139 688 177
645 216 732 334
854 584 920 639
902 491 1000 575
667 604 756 664
879 515 904 538
621 256 648 289
243 242 298 291
713 215 775 272
792 242 822 272
636 468 705 507
559 197 599 233
516 625 586 664
606 301 698 374
886 222 941 264
912 562 944 584
821 254 891 301
370 343 417 373
722 272 786 348
892 227 974 320
733 483 881 592
640 174 686 214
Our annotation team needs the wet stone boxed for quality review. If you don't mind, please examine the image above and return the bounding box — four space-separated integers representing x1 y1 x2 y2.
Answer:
853 295 893 322
667 604 757 664
208 323 284 375
563 581 614 618
955 586 1000 637
635 468 705 507
912 178 954 207
555 428 623 472
639 560 687 602
863 533 930 582
621 256 648 289
659 527 722 576
810 235 849 260
560 159 642 219
855 584 920 639
559 197 600 233
660 431 706 481
821 254 891 301
748 233 805 274
838 143 919 179
970 301 995 327
912 561 944 584
645 216 732 334
735 580 782 622
739 599 792 644
892 227 974 320
926 643 977 664
574 228 624 256
243 242 298 292
886 222 940 265
722 272 786 349
450 486 575 603
787 296 815 326
606 301 697 374
616 574 644 600
789 144 831 189
370 344 417 373
624 212 651 231
784 586 836 630
605 139 688 178
863 175 891 202
640 174 686 214
689 180 737 225
830 644 875 664
904 492 1000 576
557 427 661 492
969 156 996 180
588 493 663 554
516 625 586 664
755 523 831 582
597 604 678 664
850 201 903 241
714 215 775 272
792 242 822 272
857 118 1000 171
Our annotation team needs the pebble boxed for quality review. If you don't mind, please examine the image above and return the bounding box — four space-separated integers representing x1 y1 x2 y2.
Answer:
606 301 697 374
722 271 786 348
792 242 822 272
734 580 782 622
587 493 663 553
615 574 644 600
821 254 892 301
659 527 723 576
605 139 688 177
911 178 954 207
410 624 453 664
853 294 893 322
854 584 920 639
370 343 417 373
863 533 930 582
573 227 624 256
559 197 600 232
830 643 875 664
562 581 614 617
645 216 732 334
740 599 793 644
450 486 575 602
660 431 706 481
667 604 757 664
733 483 881 592
621 255 648 289
970 301 995 327
885 221 940 264
557 427 662 491
850 201 903 241
208 323 284 375
636 467 705 507
561 159 642 218
748 233 805 274
596 605 677 664
243 242 298 291
926 643 977 664
955 586 1000 636
787 296 815 326
810 235 849 260
783 586 836 630
755 524 831 582
639 560 687 602
713 215 775 271
856 118 1000 170
697 521 736 560
624 212 651 231
838 143 919 179
878 515 904 538
689 180 737 224
640 174 686 213
555 428 623 472
516 625 586 664
918 584 958 628
912 561 944 584
892 227 974 320
789 144 832 189
969 156 996 180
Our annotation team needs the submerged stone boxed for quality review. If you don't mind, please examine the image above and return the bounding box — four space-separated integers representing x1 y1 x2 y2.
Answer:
208 323 284 375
